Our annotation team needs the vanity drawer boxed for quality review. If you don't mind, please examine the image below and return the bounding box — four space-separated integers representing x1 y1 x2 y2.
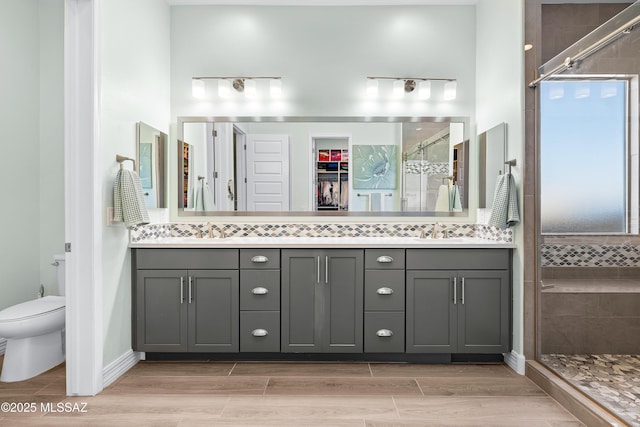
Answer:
406 249 510 270
365 249 405 270
240 311 280 352
240 270 280 311
135 249 239 270
364 312 405 353
240 249 280 269
364 271 405 311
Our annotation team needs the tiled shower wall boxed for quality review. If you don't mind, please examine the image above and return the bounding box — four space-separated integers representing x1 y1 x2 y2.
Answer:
541 235 640 354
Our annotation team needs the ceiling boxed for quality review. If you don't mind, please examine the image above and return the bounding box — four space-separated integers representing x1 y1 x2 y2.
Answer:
166 0 630 4
166 0 478 5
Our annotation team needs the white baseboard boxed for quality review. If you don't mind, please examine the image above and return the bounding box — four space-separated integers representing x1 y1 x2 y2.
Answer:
504 350 526 375
0 338 5 355
102 350 143 388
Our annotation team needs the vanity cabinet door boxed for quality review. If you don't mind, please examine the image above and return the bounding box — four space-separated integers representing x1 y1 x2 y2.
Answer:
281 249 323 352
406 270 457 353
406 268 511 354
135 270 188 352
187 270 239 352
457 270 510 353
323 250 364 353
281 249 363 353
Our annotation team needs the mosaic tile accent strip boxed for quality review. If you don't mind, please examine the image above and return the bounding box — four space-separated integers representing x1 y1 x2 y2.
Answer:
475 224 514 242
403 161 450 175
540 354 640 427
130 223 513 243
129 224 171 240
541 244 640 267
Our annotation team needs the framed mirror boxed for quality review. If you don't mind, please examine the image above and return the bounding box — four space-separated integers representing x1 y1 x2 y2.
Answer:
177 117 470 216
137 122 167 209
478 122 506 209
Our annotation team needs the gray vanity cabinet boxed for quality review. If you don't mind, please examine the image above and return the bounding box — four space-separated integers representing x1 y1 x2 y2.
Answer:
239 249 281 352
132 249 240 353
134 270 188 352
364 249 406 353
281 249 364 353
406 249 511 354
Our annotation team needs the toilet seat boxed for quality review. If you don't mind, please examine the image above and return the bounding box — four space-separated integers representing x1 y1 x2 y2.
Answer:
0 296 65 323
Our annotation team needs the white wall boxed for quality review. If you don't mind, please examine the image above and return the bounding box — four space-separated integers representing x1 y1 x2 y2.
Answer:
476 0 525 354
170 5 477 220
39 0 65 297
0 0 64 311
101 0 171 367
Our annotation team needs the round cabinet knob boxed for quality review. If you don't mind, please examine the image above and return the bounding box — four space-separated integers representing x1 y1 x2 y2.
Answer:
376 329 393 338
376 287 394 295
251 255 269 263
251 329 268 337
376 255 394 263
251 287 269 295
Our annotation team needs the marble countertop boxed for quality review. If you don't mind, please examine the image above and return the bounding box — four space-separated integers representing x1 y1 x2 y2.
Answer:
129 236 516 249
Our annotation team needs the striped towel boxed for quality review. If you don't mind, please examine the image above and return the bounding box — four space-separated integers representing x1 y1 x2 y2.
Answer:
488 173 520 229
113 169 150 228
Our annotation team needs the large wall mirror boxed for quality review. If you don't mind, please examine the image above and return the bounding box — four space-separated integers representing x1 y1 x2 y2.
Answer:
137 122 167 209
177 117 470 216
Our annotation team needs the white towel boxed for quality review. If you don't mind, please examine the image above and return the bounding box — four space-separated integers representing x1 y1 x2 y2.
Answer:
192 180 215 211
370 192 382 211
450 184 462 212
113 169 150 228
435 184 450 211
488 173 520 229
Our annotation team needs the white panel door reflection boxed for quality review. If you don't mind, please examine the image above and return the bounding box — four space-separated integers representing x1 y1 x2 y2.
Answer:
246 134 290 211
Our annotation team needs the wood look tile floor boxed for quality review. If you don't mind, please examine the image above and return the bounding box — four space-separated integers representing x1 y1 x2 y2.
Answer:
0 356 584 426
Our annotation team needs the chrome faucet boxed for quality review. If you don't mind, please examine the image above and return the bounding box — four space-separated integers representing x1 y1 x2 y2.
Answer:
195 227 203 238
217 225 227 239
207 223 215 238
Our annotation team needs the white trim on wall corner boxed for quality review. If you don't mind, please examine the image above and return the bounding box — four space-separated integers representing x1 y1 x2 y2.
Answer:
103 350 143 388
0 338 6 355
504 350 526 375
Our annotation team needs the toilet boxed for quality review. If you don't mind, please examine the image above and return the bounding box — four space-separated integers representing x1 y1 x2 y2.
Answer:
0 254 66 382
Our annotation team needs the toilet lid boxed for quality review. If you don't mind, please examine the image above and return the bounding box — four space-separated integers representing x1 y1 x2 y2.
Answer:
0 296 65 322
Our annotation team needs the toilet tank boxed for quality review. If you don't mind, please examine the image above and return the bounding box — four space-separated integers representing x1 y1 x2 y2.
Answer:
54 254 65 296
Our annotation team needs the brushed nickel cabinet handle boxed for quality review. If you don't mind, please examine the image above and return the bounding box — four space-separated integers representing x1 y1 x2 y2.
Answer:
251 255 269 263
188 276 193 303
251 329 268 337
251 287 269 295
453 276 457 305
325 255 329 284
317 256 320 283
376 287 394 295
180 277 184 304
376 255 394 263
376 329 393 337
461 277 465 305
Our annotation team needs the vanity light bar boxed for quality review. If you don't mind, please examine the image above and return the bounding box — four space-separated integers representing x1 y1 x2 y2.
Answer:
191 76 283 99
366 77 457 100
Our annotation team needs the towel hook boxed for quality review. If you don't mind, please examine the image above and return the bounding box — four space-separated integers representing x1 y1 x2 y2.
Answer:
116 154 136 170
504 159 516 175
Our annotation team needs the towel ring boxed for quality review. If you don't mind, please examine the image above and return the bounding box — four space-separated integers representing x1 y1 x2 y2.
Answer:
116 154 136 170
